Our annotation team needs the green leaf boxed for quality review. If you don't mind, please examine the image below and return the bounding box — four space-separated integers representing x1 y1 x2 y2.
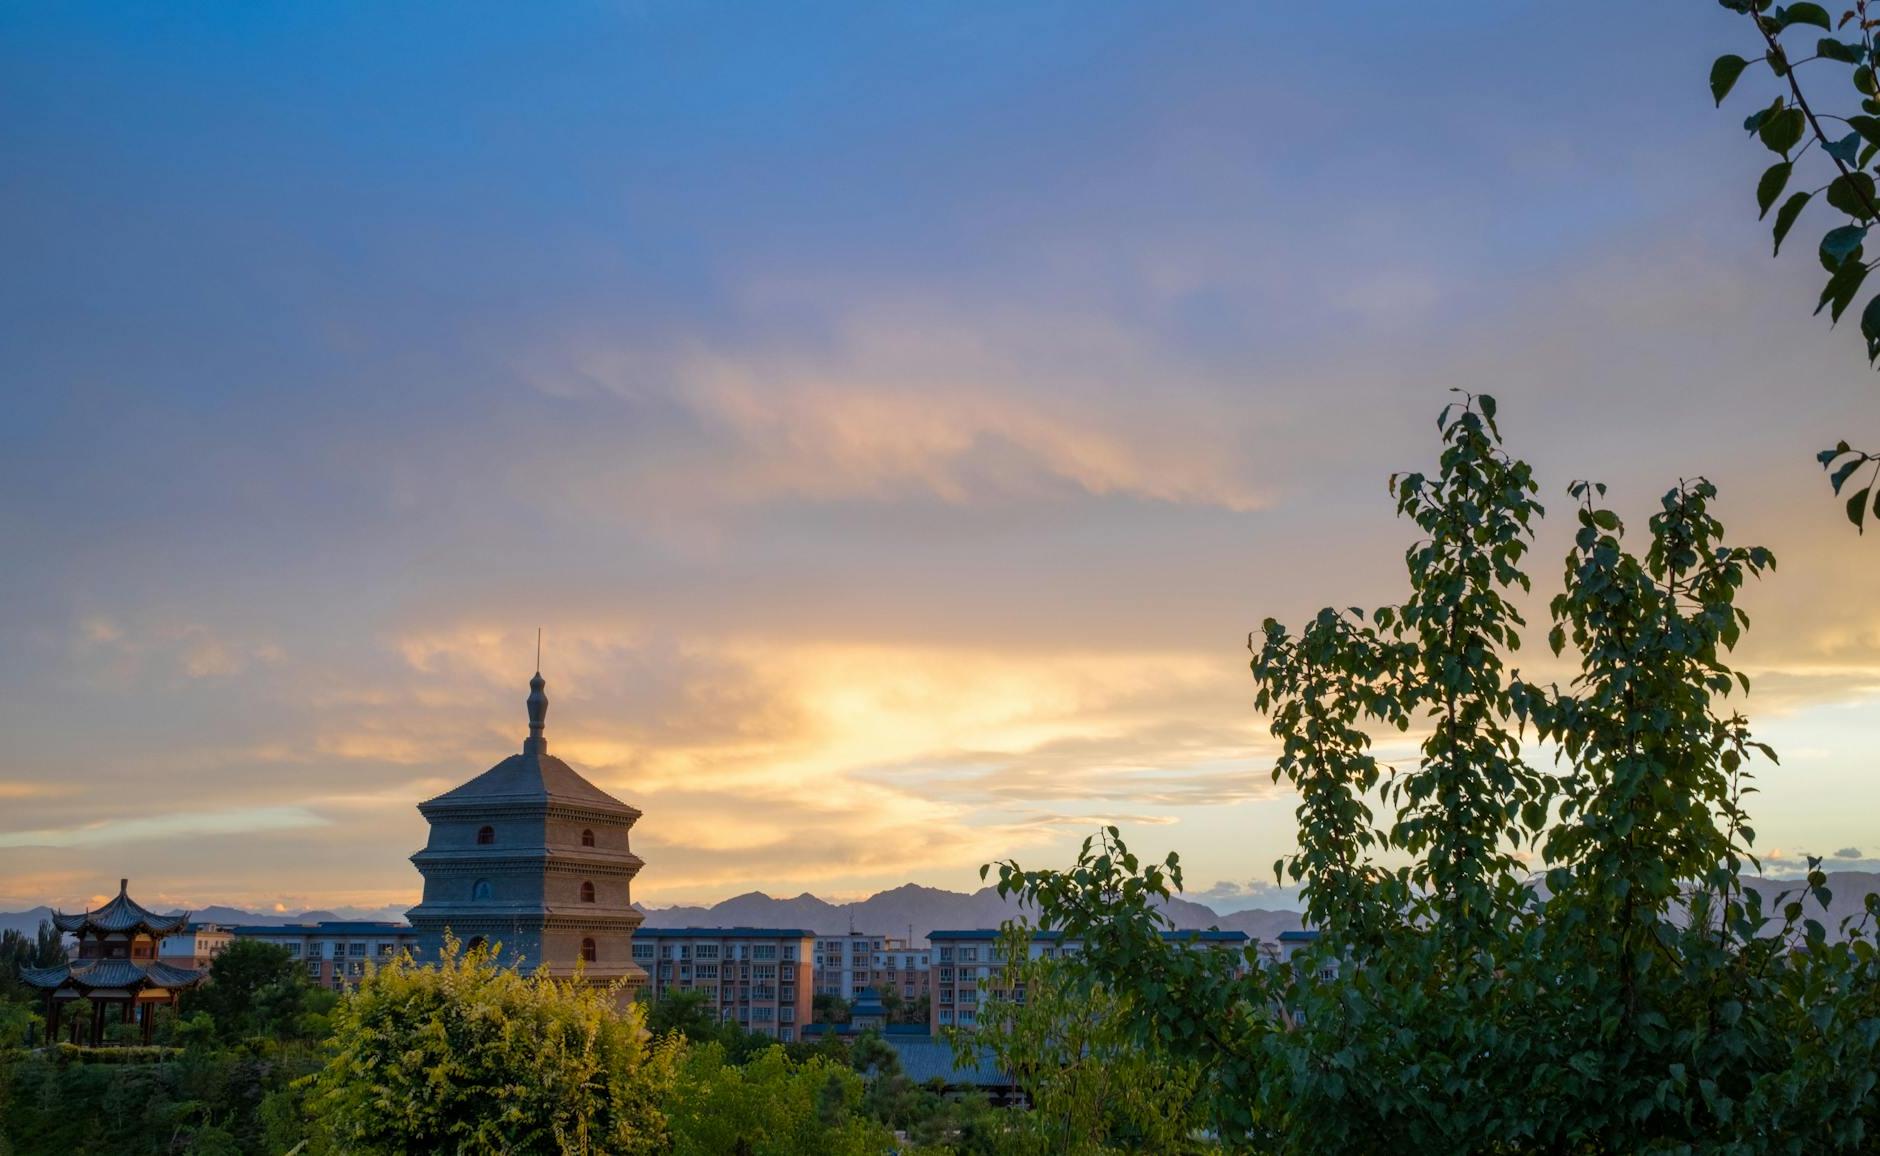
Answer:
1820 223 1866 267
1712 54 1751 104
1825 130 1862 167
1712 53 1755 105
1818 36 1864 63
1828 172 1879 219
1829 455 1863 493
1758 161 1793 216
1863 294 1880 361
1759 106 1806 154
1773 191 1812 254
1820 259 1871 321
1860 65 1880 96
1781 2 1833 30
1848 484 1870 530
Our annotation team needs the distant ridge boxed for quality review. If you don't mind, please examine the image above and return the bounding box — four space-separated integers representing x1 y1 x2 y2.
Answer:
8 873 1876 947
634 882 1308 945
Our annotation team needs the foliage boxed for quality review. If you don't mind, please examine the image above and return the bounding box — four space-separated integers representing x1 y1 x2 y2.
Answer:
0 921 67 1006
307 936 665 1155
1 1042 320 1154
991 396 1880 1153
812 992 852 1024
1709 0 1880 527
177 938 336 1043
954 924 1207 1154
655 1038 893 1156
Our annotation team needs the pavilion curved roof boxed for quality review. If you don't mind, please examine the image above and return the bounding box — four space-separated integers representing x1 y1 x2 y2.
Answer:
50 879 190 937
19 958 204 992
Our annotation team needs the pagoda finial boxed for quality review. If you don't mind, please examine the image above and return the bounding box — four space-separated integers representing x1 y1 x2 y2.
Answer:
119 878 128 896
525 662 548 756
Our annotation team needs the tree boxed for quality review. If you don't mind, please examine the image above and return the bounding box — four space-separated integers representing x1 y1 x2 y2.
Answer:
0 920 67 1005
1709 0 1880 527
991 396 1880 1152
657 1039 891 1156
306 936 665 1154
953 925 1206 1155
178 939 334 1042
811 992 851 1025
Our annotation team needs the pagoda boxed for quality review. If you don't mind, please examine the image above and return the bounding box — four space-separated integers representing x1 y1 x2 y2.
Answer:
406 670 647 991
22 879 206 1045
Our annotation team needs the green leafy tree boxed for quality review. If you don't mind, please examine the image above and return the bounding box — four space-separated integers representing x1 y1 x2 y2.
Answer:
657 1038 891 1156
1709 0 1880 526
306 936 665 1154
812 992 851 1024
991 396 1880 1153
178 939 335 1042
954 924 1206 1155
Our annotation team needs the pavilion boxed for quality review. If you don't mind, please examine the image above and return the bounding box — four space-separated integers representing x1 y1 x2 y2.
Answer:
21 878 206 1045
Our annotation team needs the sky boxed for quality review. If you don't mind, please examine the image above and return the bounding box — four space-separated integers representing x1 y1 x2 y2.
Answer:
2 1 1878 917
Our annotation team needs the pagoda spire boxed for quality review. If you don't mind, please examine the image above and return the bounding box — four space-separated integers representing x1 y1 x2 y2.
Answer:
525 663 548 756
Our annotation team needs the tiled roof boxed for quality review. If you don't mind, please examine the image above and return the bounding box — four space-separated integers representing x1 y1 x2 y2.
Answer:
422 751 638 815
229 922 416 937
928 928 1248 944
20 958 204 991
50 880 190 937
886 1036 1009 1087
1277 929 1320 942
634 927 814 939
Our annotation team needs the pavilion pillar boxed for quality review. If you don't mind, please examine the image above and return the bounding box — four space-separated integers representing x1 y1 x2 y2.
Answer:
140 1003 154 1045
45 994 60 1042
90 999 104 1046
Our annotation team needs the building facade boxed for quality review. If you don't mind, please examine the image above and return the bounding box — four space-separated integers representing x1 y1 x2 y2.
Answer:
813 932 887 999
873 941 931 1007
157 923 233 971
406 672 647 990
927 928 1249 1032
635 928 815 1042
228 921 420 990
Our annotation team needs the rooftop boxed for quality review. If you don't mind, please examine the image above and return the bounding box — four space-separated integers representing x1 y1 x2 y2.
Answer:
635 926 815 939
229 921 416 936
419 672 640 817
929 928 1248 943
51 879 190 938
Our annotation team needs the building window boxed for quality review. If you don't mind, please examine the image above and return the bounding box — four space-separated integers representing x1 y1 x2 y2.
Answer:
581 828 595 847
472 879 492 901
466 936 487 953
581 938 597 963
476 825 495 845
348 942 366 957
306 960 321 977
632 943 654 960
579 881 596 903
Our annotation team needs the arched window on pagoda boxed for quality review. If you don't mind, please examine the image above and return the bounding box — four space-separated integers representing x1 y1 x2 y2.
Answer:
581 828 595 847
476 825 495 845
579 881 596 903
471 879 492 901
466 935 487 953
581 938 597 963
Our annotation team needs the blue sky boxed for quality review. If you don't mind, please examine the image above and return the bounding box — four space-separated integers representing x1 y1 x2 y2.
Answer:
3 2 1877 915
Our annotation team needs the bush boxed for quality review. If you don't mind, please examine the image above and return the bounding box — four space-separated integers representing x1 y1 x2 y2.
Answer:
307 935 665 1154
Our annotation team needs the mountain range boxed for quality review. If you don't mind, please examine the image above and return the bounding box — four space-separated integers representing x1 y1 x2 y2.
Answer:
6 873 1874 947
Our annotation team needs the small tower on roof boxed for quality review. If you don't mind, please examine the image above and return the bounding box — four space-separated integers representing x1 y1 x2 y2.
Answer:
405 668 647 990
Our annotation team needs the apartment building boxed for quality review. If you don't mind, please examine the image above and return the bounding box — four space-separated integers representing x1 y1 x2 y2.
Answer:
813 932 888 999
635 928 815 1043
873 941 931 1006
228 922 420 990
157 923 233 970
928 928 1250 1032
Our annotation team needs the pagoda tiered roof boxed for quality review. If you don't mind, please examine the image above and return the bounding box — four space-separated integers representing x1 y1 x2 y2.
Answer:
20 958 203 993
50 878 190 937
